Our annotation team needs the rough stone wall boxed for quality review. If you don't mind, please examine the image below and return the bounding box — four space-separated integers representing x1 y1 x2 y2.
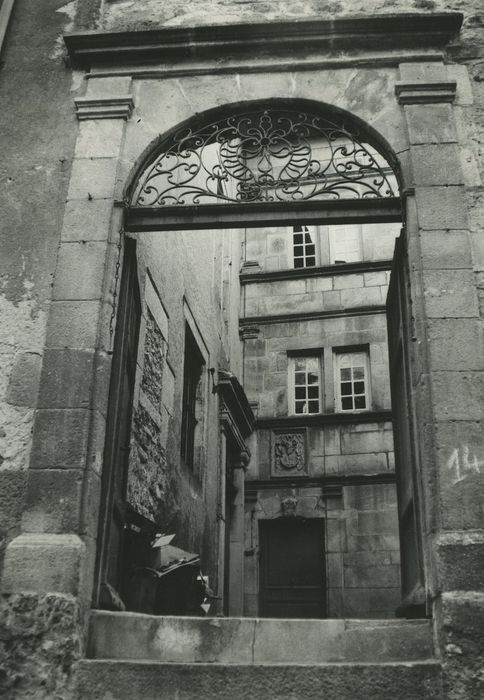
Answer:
0 1 91 572
127 228 243 582
0 592 82 700
140 310 164 409
99 0 483 34
127 307 171 523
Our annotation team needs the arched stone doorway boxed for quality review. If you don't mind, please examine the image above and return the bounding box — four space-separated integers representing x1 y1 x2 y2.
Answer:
92 100 423 618
2 13 477 697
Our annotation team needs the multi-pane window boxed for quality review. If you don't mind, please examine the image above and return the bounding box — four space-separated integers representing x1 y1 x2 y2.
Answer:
181 324 205 468
292 225 316 268
329 225 363 264
334 351 370 412
289 356 322 414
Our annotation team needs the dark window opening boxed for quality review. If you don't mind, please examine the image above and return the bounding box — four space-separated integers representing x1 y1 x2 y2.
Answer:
181 323 205 468
293 225 317 268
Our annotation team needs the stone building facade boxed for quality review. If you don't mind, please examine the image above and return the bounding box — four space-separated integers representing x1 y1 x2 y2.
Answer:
241 222 402 618
0 1 483 699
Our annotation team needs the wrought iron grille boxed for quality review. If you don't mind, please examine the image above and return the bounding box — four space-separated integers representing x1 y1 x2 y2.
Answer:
132 108 397 206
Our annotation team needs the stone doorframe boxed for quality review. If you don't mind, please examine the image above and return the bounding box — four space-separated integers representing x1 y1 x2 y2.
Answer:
2 11 480 673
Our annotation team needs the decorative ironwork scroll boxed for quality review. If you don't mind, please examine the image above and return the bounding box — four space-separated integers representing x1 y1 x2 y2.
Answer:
272 431 307 477
132 108 397 206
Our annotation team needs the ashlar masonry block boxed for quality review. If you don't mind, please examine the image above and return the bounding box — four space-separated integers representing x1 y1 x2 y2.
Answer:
427 318 483 371
46 300 110 351
21 469 84 534
428 420 484 531
61 199 115 243
422 269 479 318
334 274 364 290
86 76 132 97
404 104 457 145
416 187 468 230
37 349 111 416
410 144 463 186
67 158 118 201
30 408 105 473
52 241 111 301
75 120 124 159
340 287 383 308
419 230 473 269
399 62 447 82
2 534 86 595
431 372 484 421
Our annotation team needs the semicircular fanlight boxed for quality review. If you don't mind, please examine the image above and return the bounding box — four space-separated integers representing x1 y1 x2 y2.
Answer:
131 108 398 207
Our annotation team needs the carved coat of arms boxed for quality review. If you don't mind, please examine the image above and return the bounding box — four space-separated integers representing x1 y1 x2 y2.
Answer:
272 432 306 475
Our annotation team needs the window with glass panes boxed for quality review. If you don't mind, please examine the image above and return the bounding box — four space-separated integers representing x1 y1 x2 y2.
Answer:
292 225 317 268
334 351 370 412
290 356 321 414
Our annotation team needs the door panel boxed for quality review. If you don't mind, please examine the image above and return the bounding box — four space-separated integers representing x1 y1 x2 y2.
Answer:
259 518 325 619
94 238 141 608
387 233 424 609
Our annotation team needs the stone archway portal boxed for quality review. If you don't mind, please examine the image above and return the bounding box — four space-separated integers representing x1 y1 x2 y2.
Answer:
100 102 419 614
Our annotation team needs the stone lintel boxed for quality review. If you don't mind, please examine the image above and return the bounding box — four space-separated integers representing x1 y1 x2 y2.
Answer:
74 95 134 120
218 370 255 438
64 13 463 69
395 80 457 104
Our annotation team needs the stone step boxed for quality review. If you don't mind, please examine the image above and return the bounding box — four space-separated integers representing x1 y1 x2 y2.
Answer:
88 611 435 664
75 659 443 700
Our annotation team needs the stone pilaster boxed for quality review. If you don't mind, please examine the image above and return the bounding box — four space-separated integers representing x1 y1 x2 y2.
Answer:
2 77 134 608
398 60 484 700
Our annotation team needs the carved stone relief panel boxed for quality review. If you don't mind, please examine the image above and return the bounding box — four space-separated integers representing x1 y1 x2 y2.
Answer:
271 430 307 477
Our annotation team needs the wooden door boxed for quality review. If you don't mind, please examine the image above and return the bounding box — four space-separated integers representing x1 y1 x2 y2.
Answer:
94 238 141 609
259 518 325 619
387 233 425 612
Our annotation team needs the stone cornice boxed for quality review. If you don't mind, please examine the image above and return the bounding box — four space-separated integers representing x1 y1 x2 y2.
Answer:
246 472 396 492
218 370 255 440
256 411 392 429
395 80 457 104
64 13 463 70
240 305 387 329
240 259 393 285
74 95 134 120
